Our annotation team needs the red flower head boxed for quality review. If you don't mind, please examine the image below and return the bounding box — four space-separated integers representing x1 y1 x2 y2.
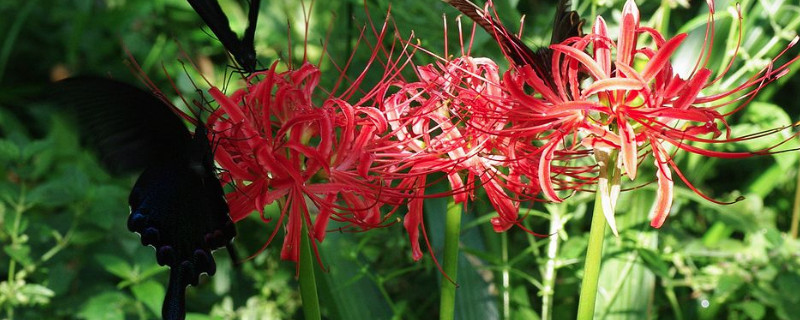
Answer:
502 0 799 233
205 15 415 264
382 16 550 260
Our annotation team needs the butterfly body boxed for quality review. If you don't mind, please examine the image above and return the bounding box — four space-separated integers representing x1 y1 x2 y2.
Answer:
53 77 235 320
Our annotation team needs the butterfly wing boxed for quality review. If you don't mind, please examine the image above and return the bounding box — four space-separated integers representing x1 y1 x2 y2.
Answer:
444 0 584 91
53 77 235 320
127 135 235 319
550 0 584 45
242 0 260 69
52 77 192 174
187 0 261 72
443 0 539 67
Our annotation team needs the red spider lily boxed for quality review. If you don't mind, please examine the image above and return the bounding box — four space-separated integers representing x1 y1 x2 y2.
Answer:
381 15 553 260
208 62 387 262
204 14 418 264
383 56 527 259
500 0 799 232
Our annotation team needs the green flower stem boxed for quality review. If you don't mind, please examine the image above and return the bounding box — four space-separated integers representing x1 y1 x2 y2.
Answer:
439 200 463 320
299 222 320 320
664 282 684 320
576 184 609 320
5 186 30 320
657 0 671 35
541 204 562 320
501 231 510 320
792 160 800 238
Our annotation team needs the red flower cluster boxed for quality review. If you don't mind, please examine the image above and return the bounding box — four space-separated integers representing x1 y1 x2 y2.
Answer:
495 0 799 232
383 55 541 260
204 17 418 262
206 0 799 262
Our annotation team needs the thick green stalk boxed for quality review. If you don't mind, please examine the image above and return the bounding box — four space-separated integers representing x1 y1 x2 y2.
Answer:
578 170 616 320
439 200 463 320
299 222 320 320
577 192 608 320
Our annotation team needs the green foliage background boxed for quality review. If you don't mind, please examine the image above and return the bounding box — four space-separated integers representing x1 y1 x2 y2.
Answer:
1 0 800 319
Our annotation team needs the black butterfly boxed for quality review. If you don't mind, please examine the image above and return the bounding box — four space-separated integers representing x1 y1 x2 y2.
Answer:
53 77 236 320
188 0 262 73
443 0 584 91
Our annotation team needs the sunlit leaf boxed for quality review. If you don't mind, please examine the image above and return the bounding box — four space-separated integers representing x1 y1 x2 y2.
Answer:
131 280 165 317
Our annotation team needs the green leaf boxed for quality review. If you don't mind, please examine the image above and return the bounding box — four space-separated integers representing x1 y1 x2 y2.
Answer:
776 287 800 320
4 243 33 267
734 301 766 320
140 264 167 280
0 109 26 136
0 202 5 230
18 283 55 305
0 139 20 162
316 231 392 320
131 280 165 317
513 308 541 320
69 228 105 245
47 263 77 296
28 166 89 208
560 235 589 260
764 228 783 248
2 204 16 236
715 275 745 302
776 272 800 303
21 139 52 163
510 284 531 306
212 257 232 295
596 190 659 320
735 101 798 169
424 184 499 320
95 254 134 280
27 139 57 180
86 185 128 230
77 291 129 320
636 248 669 278
185 314 214 320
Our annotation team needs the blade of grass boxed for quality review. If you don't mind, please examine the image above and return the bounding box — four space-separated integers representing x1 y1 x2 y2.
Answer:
0 0 38 83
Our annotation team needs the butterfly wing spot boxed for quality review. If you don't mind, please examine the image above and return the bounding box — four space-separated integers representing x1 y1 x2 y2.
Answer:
127 156 234 285
193 249 217 276
157 245 177 266
141 227 161 246
127 211 148 230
